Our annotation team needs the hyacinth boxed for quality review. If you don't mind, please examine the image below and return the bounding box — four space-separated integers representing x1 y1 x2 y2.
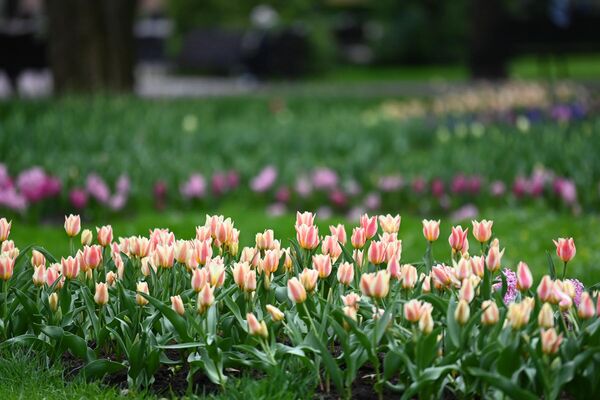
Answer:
250 165 277 192
180 174 206 199
493 268 518 305
566 278 584 306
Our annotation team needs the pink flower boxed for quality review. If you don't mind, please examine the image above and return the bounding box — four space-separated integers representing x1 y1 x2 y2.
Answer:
250 165 277 192
180 174 206 199
553 237 576 263
448 225 469 254
69 189 88 209
312 168 338 190
86 173 110 203
360 214 378 239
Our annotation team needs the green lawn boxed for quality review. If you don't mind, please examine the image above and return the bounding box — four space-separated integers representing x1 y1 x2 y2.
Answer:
8 204 600 286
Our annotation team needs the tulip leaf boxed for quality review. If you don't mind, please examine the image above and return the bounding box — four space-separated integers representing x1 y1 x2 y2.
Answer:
446 297 460 349
158 342 205 350
467 367 538 400
310 330 344 394
81 359 126 380
139 292 190 342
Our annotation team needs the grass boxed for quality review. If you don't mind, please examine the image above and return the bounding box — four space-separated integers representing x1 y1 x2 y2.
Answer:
8 203 600 285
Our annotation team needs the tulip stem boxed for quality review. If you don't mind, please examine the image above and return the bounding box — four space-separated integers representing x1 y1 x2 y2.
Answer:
562 261 568 280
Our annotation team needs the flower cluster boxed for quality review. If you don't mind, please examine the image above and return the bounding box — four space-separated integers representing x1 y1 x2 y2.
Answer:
0 211 598 398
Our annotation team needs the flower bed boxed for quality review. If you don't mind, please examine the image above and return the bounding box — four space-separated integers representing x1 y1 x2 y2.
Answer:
0 213 598 398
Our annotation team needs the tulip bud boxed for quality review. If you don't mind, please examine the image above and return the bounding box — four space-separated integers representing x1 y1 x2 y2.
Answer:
455 299 470 325
459 279 475 303
507 301 532 329
94 282 109 306
537 275 553 302
296 224 319 250
31 249 46 267
321 235 342 261
64 214 81 237
313 254 332 279
337 262 354 286
0 218 11 241
82 245 103 271
351 227 367 249
135 281 149 306
191 268 209 293
553 238 576 263
353 249 364 269
282 248 293 272
471 219 493 243
106 271 117 287
255 229 275 250
197 283 214 314
516 261 533 291
422 219 440 242
481 300 499 326
32 265 46 286
287 277 307 304
343 306 358 329
400 264 418 290
341 293 361 309
171 295 185 316
96 225 113 247
296 211 315 227
538 302 554 328
81 229 93 246
246 313 268 338
61 256 80 279
541 328 563 355
266 304 285 322
299 268 319 292
0 253 15 281
49 292 59 312
404 299 425 323
469 256 485 278
578 292 595 319
418 307 434 335
485 240 504 272
244 270 257 293
448 226 469 254
367 240 387 265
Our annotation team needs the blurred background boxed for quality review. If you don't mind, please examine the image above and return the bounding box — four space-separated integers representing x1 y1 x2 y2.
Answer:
1 0 600 283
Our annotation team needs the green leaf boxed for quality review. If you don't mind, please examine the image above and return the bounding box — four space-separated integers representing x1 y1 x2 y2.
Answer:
446 297 460 349
310 330 344 393
468 367 538 400
546 251 556 279
158 342 205 350
81 359 126 380
139 292 190 341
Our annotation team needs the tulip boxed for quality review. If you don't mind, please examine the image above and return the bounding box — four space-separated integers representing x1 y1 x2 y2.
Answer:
240 247 259 267
46 264 64 289
171 295 185 316
400 264 418 290
578 292 595 319
329 224 347 246
485 240 504 272
246 313 268 338
421 274 431 293
481 300 499 326
197 283 214 314
507 301 532 329
337 262 354 286
360 214 378 239
422 219 440 242
208 258 226 287
260 249 281 276
312 254 332 279
48 292 59 312
321 235 342 261
296 211 315 227
131 236 151 258
379 214 401 234
471 219 493 243
61 256 80 279
341 293 361 309
361 270 390 299
194 239 213 266
553 237 576 264
404 299 425 323
191 268 209 293
94 282 109 306
256 229 275 250
31 249 46 267
81 229 93 246
135 282 149 306
153 244 175 269
385 240 402 263
387 257 401 280
351 227 367 249
64 214 81 237
418 307 434 335
244 270 257 293
106 271 117 287
541 328 563 355
469 256 485 278
96 225 113 247
455 257 471 280
174 240 190 264
537 275 553 302
232 262 250 289
343 306 358 326
296 224 319 250
455 299 470 325
353 249 364 269
0 218 11 241
448 226 469 254
299 268 319 292
196 225 212 241
459 279 475 303
538 303 554 328
367 240 387 265
282 248 293 272
516 261 533 291
431 264 452 287
266 304 285 322
287 277 307 303
82 245 102 271
32 264 46 286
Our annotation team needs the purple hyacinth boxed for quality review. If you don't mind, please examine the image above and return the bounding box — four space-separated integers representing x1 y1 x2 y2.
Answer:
69 188 88 209
312 168 338 190
566 279 584 307
377 175 404 192
16 167 47 202
0 187 27 211
250 165 277 193
493 268 518 304
86 174 111 203
180 174 206 199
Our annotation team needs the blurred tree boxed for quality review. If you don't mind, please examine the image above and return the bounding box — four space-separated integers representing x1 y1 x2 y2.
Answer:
467 0 508 79
46 0 136 93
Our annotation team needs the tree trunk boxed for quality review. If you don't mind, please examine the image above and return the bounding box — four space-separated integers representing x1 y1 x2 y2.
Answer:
467 0 508 80
46 0 136 93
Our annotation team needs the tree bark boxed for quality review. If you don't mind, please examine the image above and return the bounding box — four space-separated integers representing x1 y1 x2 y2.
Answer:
46 0 136 93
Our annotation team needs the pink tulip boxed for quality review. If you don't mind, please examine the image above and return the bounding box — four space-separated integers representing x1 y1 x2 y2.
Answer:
312 254 332 279
400 264 418 289
82 245 102 271
171 295 185 316
387 257 401 280
261 249 281 276
31 249 46 267
378 214 401 234
296 224 319 250
367 240 387 265
516 262 533 291
61 256 80 279
255 229 275 250
337 262 354 286
541 328 563 355
329 224 347 245
94 282 109 306
296 211 315 227
197 283 214 313
153 244 175 269
351 227 367 249
0 218 11 241
448 226 469 254
459 279 475 303
471 219 493 243
287 277 307 303
578 292 595 319
64 214 81 237
485 240 504 272
246 313 268 338
299 268 319 292
422 219 440 242
360 214 378 239
191 268 209 292
432 264 452 287
537 275 553 302
455 257 471 280
553 238 576 263
469 256 485 277
321 235 342 261
243 270 257 292
481 300 500 325
341 293 361 309
46 264 64 289
136 281 149 306
96 225 113 247
0 253 15 280
32 264 46 286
